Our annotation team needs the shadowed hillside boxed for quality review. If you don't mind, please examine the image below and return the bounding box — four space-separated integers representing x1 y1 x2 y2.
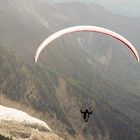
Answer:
0 1 140 140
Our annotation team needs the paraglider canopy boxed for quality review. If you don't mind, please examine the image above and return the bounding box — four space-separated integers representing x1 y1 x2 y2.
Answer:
35 25 139 63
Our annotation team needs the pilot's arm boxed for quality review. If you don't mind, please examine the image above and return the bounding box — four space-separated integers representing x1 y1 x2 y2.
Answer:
80 107 85 114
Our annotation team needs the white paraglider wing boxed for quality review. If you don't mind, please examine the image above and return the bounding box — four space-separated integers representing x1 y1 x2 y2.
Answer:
35 25 139 63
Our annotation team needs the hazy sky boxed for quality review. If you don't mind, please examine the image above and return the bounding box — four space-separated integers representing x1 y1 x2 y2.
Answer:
53 0 140 17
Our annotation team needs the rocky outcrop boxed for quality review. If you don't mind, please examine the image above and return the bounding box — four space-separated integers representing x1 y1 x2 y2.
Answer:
0 105 64 140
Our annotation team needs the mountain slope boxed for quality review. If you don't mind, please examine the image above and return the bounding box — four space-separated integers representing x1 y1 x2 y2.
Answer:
0 1 140 140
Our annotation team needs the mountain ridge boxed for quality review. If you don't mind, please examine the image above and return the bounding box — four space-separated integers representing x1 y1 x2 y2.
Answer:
0 1 140 139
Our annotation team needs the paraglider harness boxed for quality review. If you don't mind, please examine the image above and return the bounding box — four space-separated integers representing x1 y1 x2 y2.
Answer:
80 107 92 122
80 94 93 122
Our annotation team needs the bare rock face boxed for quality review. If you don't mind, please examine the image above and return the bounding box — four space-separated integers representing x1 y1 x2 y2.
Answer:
0 105 64 140
0 126 64 140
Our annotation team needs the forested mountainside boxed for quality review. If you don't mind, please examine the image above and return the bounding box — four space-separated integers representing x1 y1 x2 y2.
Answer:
0 0 140 140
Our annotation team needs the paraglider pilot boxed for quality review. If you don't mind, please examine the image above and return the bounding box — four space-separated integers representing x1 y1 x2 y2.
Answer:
80 107 92 122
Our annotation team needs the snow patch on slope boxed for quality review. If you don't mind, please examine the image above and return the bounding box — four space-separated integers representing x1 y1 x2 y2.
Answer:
0 105 52 132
